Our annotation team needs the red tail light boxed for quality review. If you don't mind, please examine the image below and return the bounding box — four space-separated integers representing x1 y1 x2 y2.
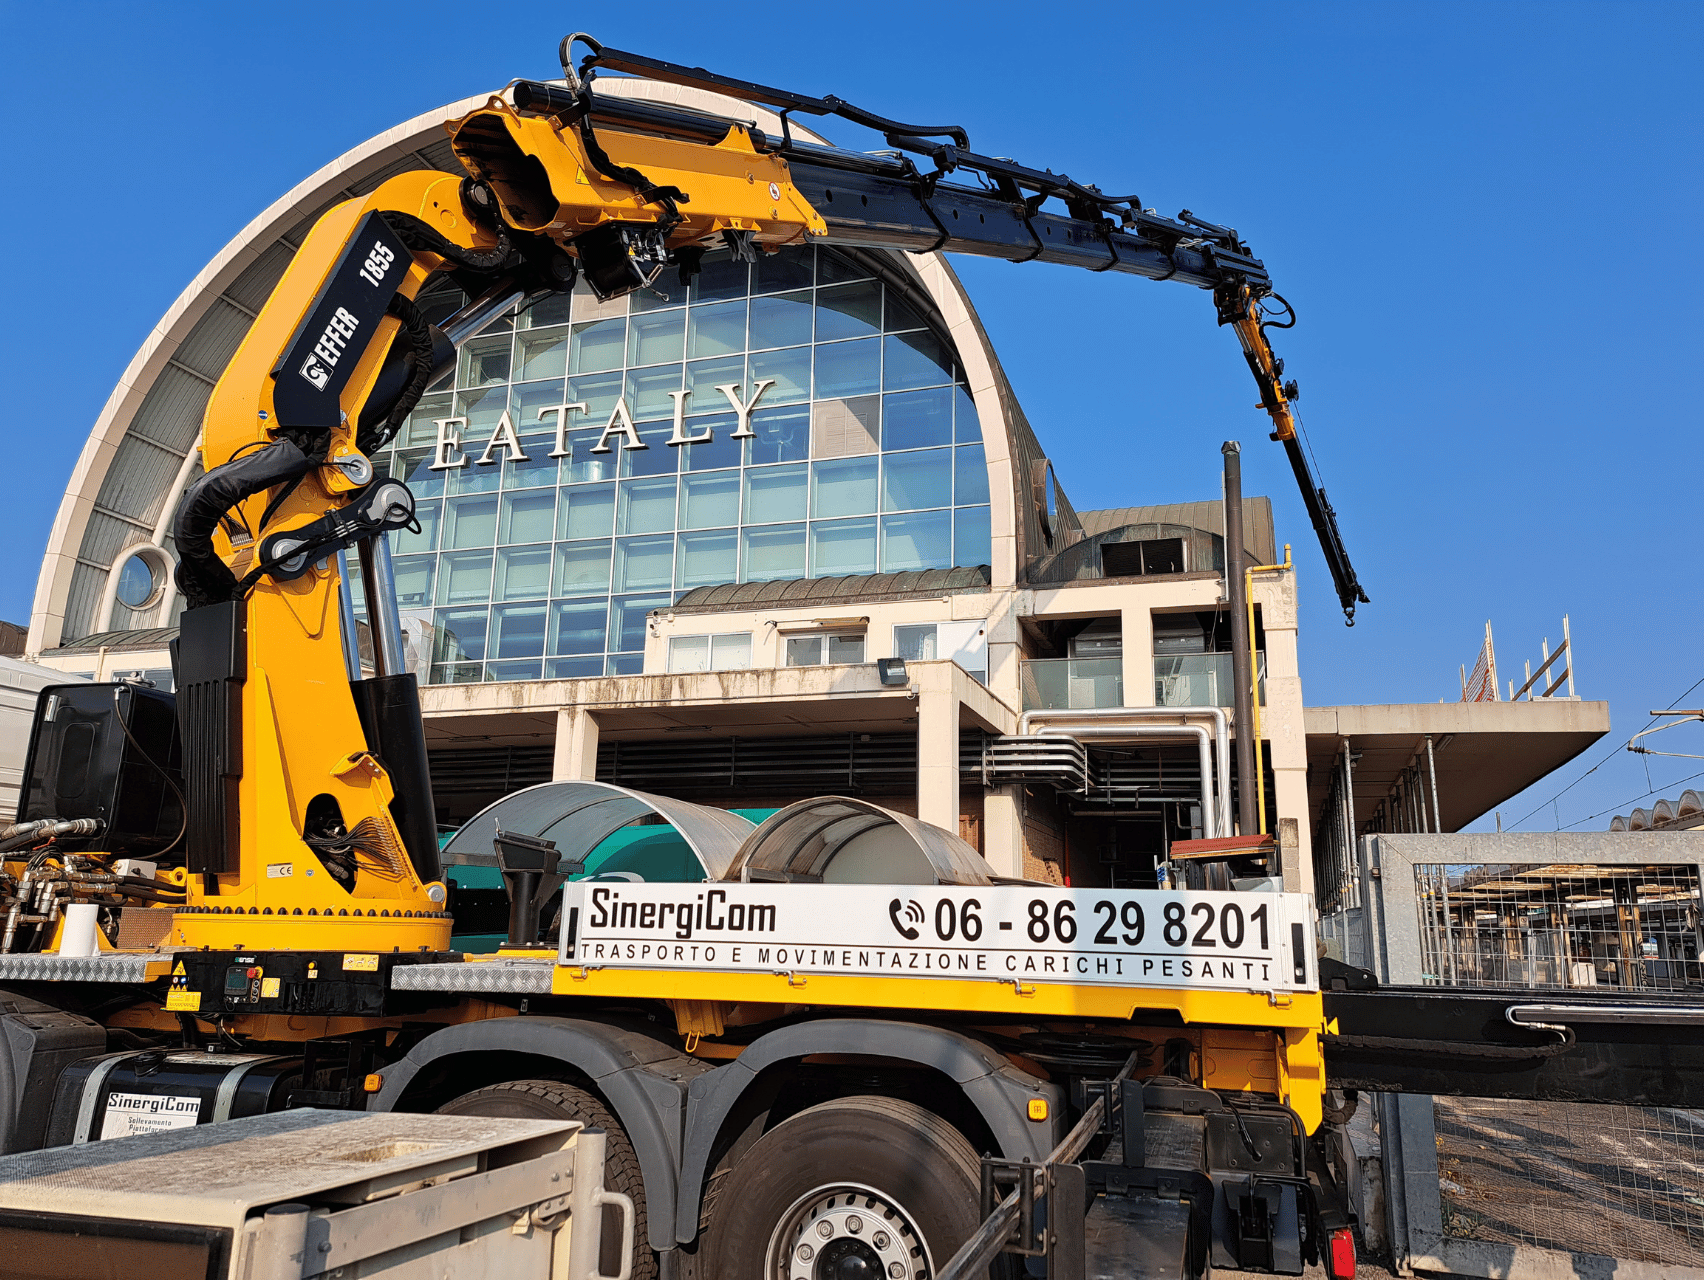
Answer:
1327 1227 1356 1279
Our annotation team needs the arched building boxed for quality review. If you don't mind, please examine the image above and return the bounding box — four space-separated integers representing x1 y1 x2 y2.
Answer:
24 79 1607 890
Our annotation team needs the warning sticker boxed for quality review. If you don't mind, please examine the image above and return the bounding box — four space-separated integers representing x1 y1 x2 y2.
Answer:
343 953 379 972
100 1093 200 1140
165 990 201 1012
266 863 293 879
260 977 281 998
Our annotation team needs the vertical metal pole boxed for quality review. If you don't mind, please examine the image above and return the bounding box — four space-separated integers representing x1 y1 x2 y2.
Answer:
357 534 407 680
1564 614 1576 697
1223 443 1256 838
1426 735 1443 834
335 550 363 680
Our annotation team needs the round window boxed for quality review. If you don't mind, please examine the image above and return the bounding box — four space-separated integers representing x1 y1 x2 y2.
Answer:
115 553 159 609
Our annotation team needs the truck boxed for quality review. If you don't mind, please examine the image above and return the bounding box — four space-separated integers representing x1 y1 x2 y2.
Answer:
2 33 1700 1280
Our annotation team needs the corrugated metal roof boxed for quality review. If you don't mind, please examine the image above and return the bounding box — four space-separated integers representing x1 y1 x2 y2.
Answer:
1078 498 1275 565
673 565 991 611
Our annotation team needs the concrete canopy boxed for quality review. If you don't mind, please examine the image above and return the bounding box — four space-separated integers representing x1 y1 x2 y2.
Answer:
1305 700 1611 836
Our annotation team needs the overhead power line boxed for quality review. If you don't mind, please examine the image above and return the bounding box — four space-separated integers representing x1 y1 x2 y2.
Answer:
1507 673 1704 831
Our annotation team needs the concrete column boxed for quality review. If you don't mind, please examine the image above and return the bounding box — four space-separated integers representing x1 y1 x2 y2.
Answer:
982 785 1024 878
915 666 961 833
1119 606 1154 708
552 706 600 782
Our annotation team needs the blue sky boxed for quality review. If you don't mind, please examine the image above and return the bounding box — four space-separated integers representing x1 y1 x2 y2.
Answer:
2 2 1699 832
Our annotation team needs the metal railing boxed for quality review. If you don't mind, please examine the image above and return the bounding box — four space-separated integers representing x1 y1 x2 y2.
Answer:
1021 657 1123 711
1153 653 1264 709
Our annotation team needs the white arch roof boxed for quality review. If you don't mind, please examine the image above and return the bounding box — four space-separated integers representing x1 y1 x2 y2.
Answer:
28 78 1032 656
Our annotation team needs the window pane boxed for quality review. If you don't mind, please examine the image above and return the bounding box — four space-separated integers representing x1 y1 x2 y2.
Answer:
681 412 743 471
677 529 737 588
551 598 607 655
447 495 499 547
394 447 442 498
692 253 749 302
486 658 542 682
546 656 603 679
954 444 990 506
811 517 877 576
402 393 453 451
517 328 569 381
747 346 810 405
954 384 982 443
496 545 552 600
884 292 926 333
894 623 937 661
710 633 751 671
437 550 493 604
616 535 675 591
684 355 746 409
608 654 644 675
434 608 489 661
452 388 506 492
748 290 813 349
554 539 613 595
670 634 710 673
955 505 992 568
392 555 434 608
882 449 952 512
883 330 953 390
628 309 684 366
522 291 573 328
881 510 953 572
562 428 619 483
688 299 747 357
503 434 559 489
491 603 548 658
883 387 953 451
620 419 680 477
558 483 615 538
827 634 865 664
818 249 871 284
746 404 810 464
816 281 881 342
458 333 510 388
754 246 813 294
619 477 677 533
633 271 686 311
571 318 626 373
812 457 877 518
568 370 623 421
501 489 556 544
741 524 805 582
680 471 741 529
744 464 807 524
610 594 671 652
395 500 439 555
814 337 880 399
626 364 683 421
786 636 822 666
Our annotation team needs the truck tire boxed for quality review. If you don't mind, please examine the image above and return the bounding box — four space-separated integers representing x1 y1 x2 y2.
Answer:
702 1094 1005 1279
437 1078 655 1280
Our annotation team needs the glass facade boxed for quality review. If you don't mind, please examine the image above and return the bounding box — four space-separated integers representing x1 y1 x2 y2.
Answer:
371 247 990 684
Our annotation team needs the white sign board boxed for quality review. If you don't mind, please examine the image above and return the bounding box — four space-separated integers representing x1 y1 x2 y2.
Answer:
100 1093 201 1140
560 884 1316 993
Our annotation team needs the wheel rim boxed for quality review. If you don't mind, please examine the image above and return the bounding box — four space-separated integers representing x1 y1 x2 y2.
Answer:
766 1182 934 1280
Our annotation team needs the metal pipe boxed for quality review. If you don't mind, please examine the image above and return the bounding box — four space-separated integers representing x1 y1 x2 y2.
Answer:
439 282 528 347
357 535 407 680
1223 442 1257 836
1064 725 1216 838
335 549 363 681
1244 544 1292 836
1426 734 1443 834
1019 706 1231 837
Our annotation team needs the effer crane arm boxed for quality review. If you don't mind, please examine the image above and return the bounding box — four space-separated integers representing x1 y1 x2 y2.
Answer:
163 34 1365 940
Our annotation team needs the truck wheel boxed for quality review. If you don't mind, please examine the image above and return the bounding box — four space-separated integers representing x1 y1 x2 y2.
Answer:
437 1078 655 1280
703 1095 1002 1279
